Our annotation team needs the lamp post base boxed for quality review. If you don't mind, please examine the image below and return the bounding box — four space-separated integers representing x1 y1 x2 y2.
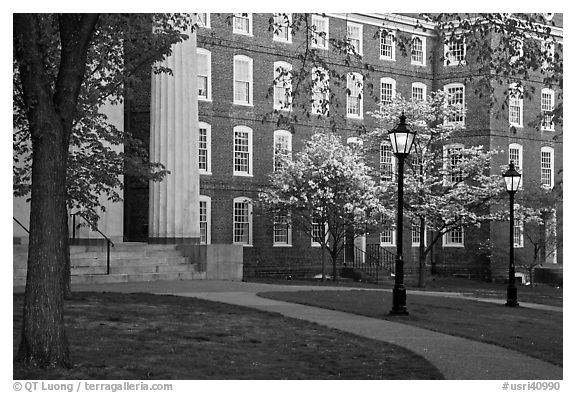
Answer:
505 286 519 307
390 287 409 315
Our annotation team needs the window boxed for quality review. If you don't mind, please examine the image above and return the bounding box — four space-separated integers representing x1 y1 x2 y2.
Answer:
380 142 395 181
347 22 363 55
443 226 464 247
412 82 427 102
541 147 554 189
513 204 524 248
444 37 466 65
273 13 292 43
197 49 211 101
311 217 326 247
444 83 465 124
509 84 523 127
510 39 524 65
273 61 292 110
380 77 396 106
233 197 252 245
411 36 426 65
233 126 253 176
411 221 426 247
197 13 210 28
346 72 363 118
541 88 555 131
380 30 395 61
444 144 463 184
311 15 329 49
273 130 292 171
273 212 292 246
233 55 253 105
380 228 395 246
199 196 211 244
541 40 555 71
198 122 211 174
311 67 329 115
233 13 252 35
509 143 523 187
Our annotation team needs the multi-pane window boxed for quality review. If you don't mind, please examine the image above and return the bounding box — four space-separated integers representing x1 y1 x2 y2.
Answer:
311 15 329 49
346 72 363 118
234 55 253 105
541 40 555 71
412 221 425 246
346 22 362 55
412 82 427 102
273 61 292 110
273 130 292 171
509 84 523 127
311 67 329 115
541 147 554 189
513 204 524 248
197 13 210 28
445 38 466 65
380 228 395 246
510 39 524 64
411 36 425 65
380 77 396 106
273 212 292 246
380 142 394 181
198 122 211 174
541 88 555 131
273 13 292 43
233 13 252 35
444 84 465 124
199 196 211 245
380 31 395 60
509 143 523 187
197 49 211 100
233 126 252 176
444 145 463 184
233 197 252 245
444 226 464 246
311 217 325 247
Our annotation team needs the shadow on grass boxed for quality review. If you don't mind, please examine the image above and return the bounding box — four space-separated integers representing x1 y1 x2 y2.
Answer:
13 292 444 380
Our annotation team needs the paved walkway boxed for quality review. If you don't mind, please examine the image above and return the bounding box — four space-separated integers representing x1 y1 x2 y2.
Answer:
20 280 563 380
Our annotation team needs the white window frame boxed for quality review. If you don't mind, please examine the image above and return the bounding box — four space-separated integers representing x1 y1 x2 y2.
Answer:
541 88 555 131
196 13 210 28
273 211 292 247
346 72 363 119
311 15 329 50
233 197 253 246
411 82 427 102
233 13 252 36
311 219 328 247
380 227 396 247
272 13 292 43
411 35 426 66
311 66 329 116
380 142 396 182
444 37 466 66
346 22 363 55
273 61 292 111
508 143 523 188
444 83 465 125
233 125 253 177
443 226 464 247
508 83 524 128
233 55 253 106
379 30 395 61
411 221 427 247
198 122 212 175
197 48 211 101
443 144 464 185
199 195 211 245
273 130 292 172
513 203 524 248
380 77 396 106
541 146 554 189
509 39 524 65
541 40 555 72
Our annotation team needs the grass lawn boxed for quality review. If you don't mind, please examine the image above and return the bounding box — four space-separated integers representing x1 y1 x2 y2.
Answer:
13 292 443 380
258 290 562 366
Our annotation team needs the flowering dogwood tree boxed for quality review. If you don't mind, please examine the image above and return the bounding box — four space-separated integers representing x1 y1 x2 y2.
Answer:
368 92 504 287
259 132 385 281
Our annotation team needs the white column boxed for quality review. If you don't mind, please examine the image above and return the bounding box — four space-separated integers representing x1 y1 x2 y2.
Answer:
149 28 200 243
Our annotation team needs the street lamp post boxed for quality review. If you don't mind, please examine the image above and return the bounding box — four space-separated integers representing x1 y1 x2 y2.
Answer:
388 113 417 315
502 161 522 307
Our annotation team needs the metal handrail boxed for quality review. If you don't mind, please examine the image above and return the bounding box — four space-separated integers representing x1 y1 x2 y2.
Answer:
344 244 396 283
13 217 29 234
70 212 114 275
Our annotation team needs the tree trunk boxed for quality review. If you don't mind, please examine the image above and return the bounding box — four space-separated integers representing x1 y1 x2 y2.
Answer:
63 244 72 300
16 117 71 367
321 247 326 281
